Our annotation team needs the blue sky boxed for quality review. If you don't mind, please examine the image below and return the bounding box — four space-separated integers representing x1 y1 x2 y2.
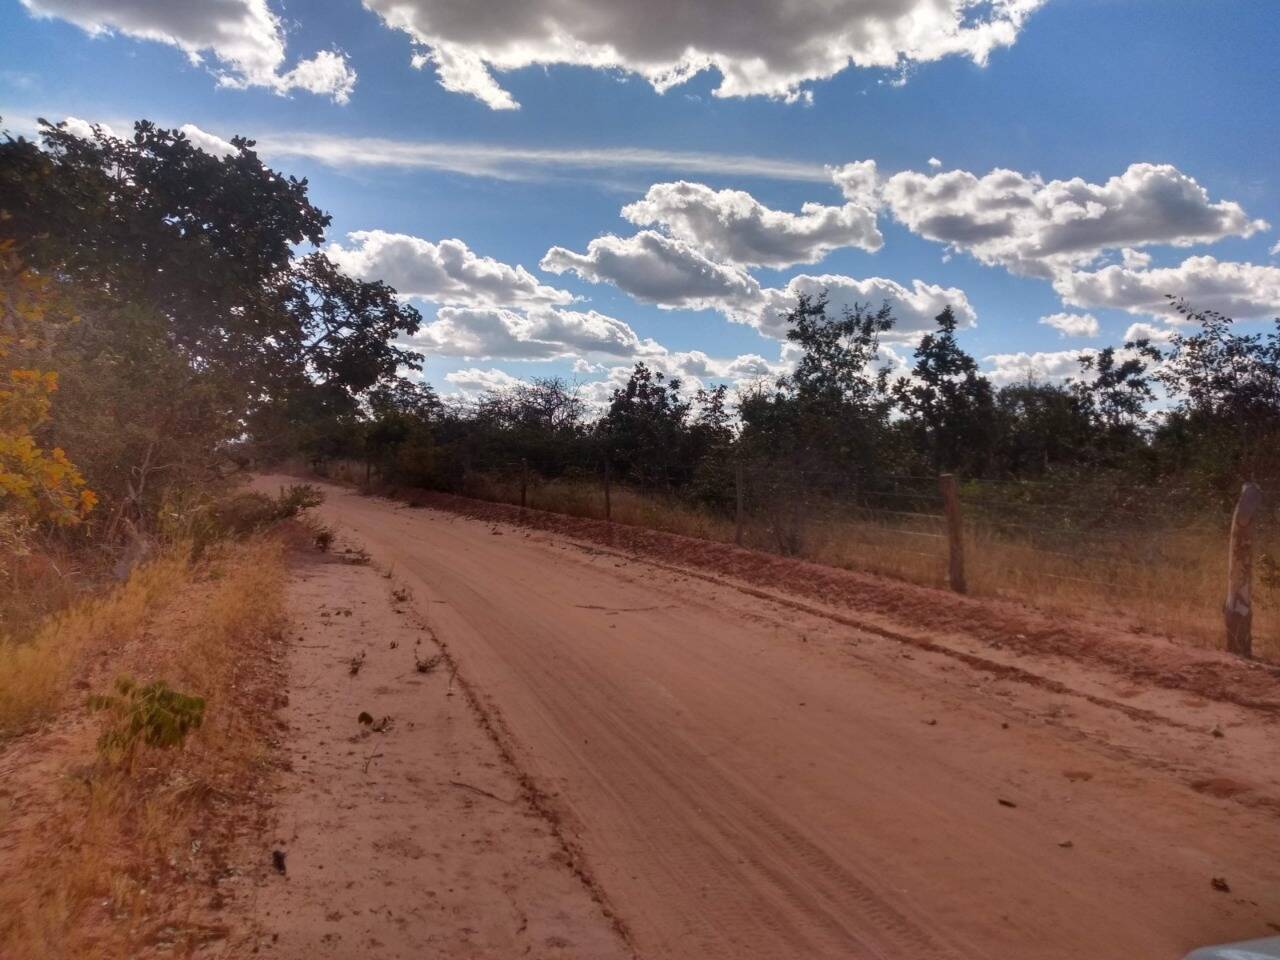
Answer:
3 0 1278 402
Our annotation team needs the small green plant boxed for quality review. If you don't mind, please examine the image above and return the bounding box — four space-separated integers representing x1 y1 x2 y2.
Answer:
88 677 205 763
313 525 335 552
276 484 324 517
207 484 326 539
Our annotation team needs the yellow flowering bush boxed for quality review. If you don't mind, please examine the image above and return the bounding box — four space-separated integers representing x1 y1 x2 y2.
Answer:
0 244 95 528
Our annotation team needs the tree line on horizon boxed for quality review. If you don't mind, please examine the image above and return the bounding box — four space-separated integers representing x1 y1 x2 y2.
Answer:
304 292 1280 517
4 115 1280 595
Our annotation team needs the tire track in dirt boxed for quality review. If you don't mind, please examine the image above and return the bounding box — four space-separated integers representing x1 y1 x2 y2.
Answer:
260 476 1280 959
391 486 1280 716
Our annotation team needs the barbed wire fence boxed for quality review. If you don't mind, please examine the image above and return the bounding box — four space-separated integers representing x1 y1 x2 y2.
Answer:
347 450 1277 663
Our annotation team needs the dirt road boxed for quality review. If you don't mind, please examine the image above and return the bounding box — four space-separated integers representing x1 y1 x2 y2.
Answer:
261 477 1280 960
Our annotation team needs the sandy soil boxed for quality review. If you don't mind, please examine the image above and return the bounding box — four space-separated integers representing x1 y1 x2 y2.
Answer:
254 476 1280 960
234 547 630 959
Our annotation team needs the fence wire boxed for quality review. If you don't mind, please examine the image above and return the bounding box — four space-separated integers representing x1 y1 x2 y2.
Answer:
390 455 1279 660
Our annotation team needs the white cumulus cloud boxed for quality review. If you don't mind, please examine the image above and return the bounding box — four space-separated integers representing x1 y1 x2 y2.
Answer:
443 367 524 396
414 306 657 360
60 115 116 139
877 162 1267 277
620 180 881 268
1054 256 1280 319
328 231 575 310
21 0 357 101
983 349 1091 385
361 0 1045 109
1123 322 1176 344
178 123 236 157
743 274 976 341
1038 312 1099 338
540 231 761 311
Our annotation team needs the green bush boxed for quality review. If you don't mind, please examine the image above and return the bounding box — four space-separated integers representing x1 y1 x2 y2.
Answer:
89 677 205 762
204 484 324 541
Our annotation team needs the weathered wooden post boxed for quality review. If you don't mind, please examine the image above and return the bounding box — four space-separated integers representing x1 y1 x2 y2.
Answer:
1225 481 1263 658
520 458 528 511
735 461 745 546
603 457 612 523
938 473 967 594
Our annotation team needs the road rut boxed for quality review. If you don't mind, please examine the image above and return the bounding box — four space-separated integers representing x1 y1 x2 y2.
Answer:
263 477 1280 959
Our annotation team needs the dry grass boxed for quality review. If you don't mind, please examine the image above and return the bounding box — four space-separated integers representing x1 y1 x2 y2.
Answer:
790 510 1280 661
442 473 1279 662
463 472 737 542
0 552 190 738
0 535 288 959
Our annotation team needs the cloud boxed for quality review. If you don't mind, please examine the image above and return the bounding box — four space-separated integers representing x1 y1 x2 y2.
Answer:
60 115 116 139
277 49 358 102
1123 321 1176 344
573 345 792 410
415 43 519 111
620 180 881 268
178 122 236 157
1121 247 1152 270
830 159 880 206
361 0 1045 109
878 162 1267 277
21 0 356 101
540 231 761 311
60 117 235 158
442 346 787 408
983 349 1090 385
540 228 974 342
743 273 976 340
443 367 524 396
414 306 657 360
927 157 942 169
328 230 574 309
252 131 830 183
1054 256 1280 319
1038 311 1099 338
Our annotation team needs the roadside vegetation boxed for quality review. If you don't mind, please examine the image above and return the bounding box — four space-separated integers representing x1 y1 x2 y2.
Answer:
6 113 1279 669
4 103 1274 955
0 116 420 641
309 299 1280 658
0 116 411 955
0 534 289 958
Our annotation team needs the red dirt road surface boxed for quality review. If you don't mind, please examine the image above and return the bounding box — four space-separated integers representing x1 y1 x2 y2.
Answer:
259 476 1280 960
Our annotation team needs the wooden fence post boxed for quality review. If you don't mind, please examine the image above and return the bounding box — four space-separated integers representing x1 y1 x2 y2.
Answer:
604 457 612 523
735 461 745 546
520 458 528 511
938 473 966 594
1225 481 1263 658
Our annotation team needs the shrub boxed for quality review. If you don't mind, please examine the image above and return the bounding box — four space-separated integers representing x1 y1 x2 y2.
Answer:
202 484 324 545
89 676 205 763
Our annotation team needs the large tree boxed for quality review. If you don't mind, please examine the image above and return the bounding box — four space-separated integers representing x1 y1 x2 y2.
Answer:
599 363 693 487
893 306 996 474
1151 299 1280 488
0 120 421 405
740 293 896 476
0 118 424 532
